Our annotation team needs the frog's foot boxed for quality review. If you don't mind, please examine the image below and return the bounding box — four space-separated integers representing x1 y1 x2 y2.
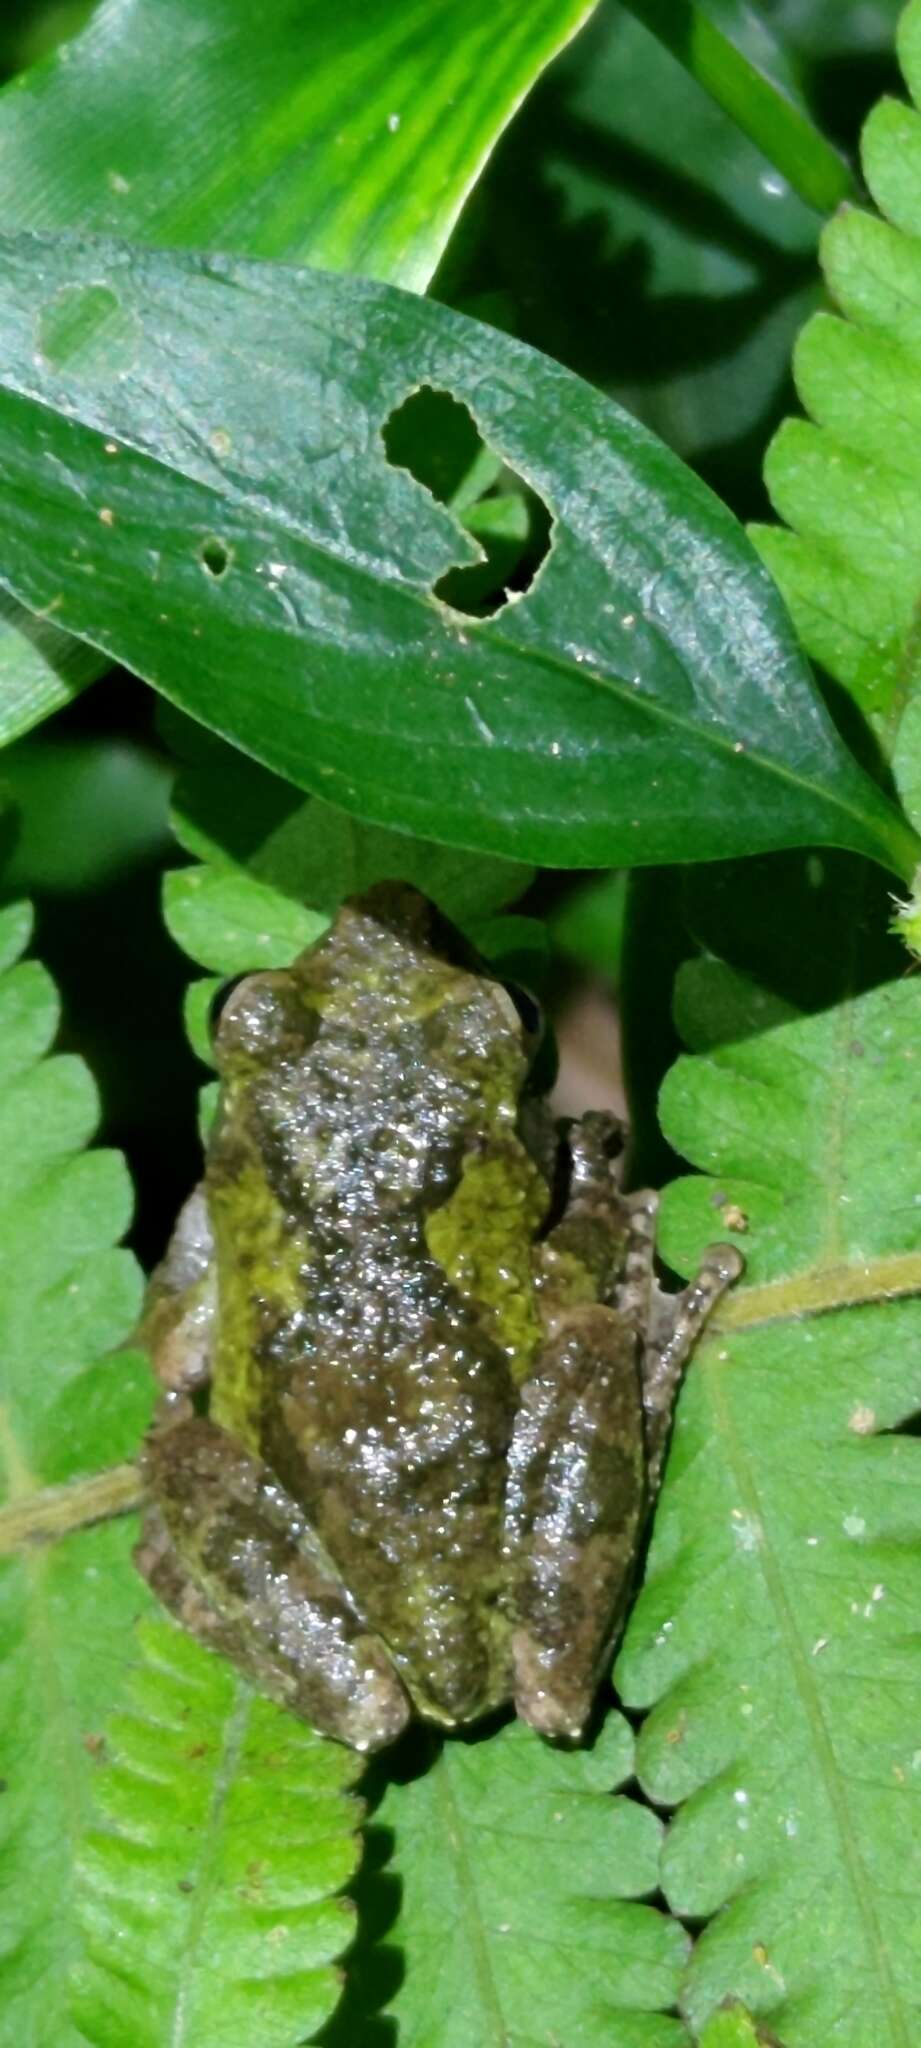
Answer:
504 1302 646 1742
136 1415 409 1753
630 1191 743 1485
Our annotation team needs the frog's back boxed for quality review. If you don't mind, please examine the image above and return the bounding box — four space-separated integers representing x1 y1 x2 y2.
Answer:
207 888 541 1722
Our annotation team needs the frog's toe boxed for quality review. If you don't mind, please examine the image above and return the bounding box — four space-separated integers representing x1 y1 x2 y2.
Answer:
332 1639 411 1752
511 1630 590 1742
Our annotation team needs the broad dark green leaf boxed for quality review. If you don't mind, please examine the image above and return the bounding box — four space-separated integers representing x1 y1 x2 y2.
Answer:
0 0 594 742
0 232 911 877
164 708 533 935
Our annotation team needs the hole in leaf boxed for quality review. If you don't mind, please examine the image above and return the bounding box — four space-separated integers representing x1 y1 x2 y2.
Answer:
382 384 552 619
199 536 232 579
37 283 139 379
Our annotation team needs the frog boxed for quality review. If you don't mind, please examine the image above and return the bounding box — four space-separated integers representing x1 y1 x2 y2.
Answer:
136 884 742 1752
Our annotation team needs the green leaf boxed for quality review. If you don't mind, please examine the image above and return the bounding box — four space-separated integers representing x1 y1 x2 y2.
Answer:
0 899 152 2047
770 4 901 60
1 0 594 292
0 0 594 745
362 1717 692 2048
617 964 921 2047
698 2005 780 2048
752 0 921 807
621 0 855 214
0 234 910 878
0 589 101 744
165 711 533 930
549 870 628 982
164 866 329 977
160 712 533 1063
1 732 171 892
70 1618 363 2048
0 897 363 2046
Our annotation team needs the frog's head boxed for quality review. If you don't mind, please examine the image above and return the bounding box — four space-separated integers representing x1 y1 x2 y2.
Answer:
210 886 536 1217
311 885 532 1133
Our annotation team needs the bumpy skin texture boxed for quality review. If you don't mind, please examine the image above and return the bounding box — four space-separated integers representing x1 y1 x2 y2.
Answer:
137 886 741 1750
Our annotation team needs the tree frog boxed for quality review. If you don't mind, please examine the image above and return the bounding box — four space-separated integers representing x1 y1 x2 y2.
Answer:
136 886 741 1752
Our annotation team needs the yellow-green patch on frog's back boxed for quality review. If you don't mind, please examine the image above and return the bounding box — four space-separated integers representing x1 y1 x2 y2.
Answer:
425 1143 548 1379
208 1156 309 1449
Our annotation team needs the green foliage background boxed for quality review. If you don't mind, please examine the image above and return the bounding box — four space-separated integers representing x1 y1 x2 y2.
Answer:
1 3 919 2047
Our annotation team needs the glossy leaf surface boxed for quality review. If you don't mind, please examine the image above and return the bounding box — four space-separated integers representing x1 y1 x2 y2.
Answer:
0 0 594 742
0 232 911 875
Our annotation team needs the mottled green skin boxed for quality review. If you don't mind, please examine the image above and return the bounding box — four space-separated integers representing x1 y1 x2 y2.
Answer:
137 887 740 1751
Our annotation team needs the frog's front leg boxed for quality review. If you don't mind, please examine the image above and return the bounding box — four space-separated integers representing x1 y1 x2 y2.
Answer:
505 1113 741 1740
136 1193 409 1753
624 1189 743 1488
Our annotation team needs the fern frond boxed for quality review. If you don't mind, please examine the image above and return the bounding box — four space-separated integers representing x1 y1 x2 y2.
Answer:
0 902 149 2048
373 1716 693 2048
752 0 921 793
70 1620 363 2048
618 963 921 2047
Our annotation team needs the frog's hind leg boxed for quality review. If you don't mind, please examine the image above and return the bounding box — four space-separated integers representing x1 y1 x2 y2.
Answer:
136 1414 409 1752
625 1190 743 1487
137 1189 409 1750
503 1301 646 1740
505 1115 741 1742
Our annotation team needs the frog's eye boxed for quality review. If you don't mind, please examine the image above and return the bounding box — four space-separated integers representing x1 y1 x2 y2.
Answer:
208 972 270 1048
211 971 313 1058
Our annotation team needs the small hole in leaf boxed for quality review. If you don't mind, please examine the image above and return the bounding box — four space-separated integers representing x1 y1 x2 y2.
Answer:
199 536 232 579
37 283 139 379
382 384 552 619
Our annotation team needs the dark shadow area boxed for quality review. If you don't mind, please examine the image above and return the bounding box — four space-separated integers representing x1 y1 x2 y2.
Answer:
317 1724 447 2048
619 841 906 1190
435 0 903 523
318 1813 401 2047
883 1412 921 1439
435 35 817 522
3 670 201 1268
681 849 903 1022
0 0 96 81
32 860 202 1268
807 48 902 150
